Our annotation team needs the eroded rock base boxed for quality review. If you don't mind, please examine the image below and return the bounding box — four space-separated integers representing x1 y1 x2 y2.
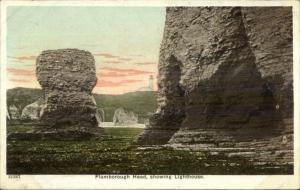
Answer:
137 110 185 145
137 128 178 145
169 118 293 166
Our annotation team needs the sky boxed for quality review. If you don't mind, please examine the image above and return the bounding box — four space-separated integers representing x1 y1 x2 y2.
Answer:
6 6 166 94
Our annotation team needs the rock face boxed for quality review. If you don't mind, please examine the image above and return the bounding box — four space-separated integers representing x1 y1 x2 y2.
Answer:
241 7 293 117
137 7 293 166
96 108 105 123
113 107 138 126
21 100 43 121
6 108 10 120
7 105 21 120
36 49 102 135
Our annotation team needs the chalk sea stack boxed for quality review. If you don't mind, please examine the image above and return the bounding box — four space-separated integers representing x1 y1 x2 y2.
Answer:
113 107 138 126
137 7 293 166
35 48 103 137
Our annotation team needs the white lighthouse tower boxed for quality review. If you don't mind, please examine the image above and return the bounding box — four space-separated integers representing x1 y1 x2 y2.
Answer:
148 75 154 91
137 75 155 92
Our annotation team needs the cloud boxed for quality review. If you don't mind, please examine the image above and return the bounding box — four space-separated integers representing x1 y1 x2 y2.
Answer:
101 67 154 74
98 67 154 78
94 52 132 63
134 61 157 65
9 55 37 61
129 54 144 57
98 71 128 78
118 57 132 61
103 60 124 64
94 52 157 67
10 78 31 83
93 53 119 59
96 79 143 87
7 68 35 76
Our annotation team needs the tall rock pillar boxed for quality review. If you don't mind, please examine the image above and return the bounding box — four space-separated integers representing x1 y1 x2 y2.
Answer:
36 49 102 136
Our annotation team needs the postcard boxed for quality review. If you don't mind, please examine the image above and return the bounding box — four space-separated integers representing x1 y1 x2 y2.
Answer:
0 0 299 189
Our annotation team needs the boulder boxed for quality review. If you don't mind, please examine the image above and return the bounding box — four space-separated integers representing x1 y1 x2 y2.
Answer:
35 48 102 136
21 100 43 121
113 107 138 126
7 105 21 120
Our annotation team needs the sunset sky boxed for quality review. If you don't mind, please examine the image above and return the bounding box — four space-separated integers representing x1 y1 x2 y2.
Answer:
7 6 165 94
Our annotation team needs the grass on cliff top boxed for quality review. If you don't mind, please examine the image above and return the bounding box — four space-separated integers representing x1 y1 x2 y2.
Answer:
7 125 292 174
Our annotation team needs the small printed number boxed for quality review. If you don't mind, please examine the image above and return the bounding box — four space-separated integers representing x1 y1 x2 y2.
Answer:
8 175 20 179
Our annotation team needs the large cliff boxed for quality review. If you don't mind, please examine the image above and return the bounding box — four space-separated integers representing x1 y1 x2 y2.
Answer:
137 7 293 167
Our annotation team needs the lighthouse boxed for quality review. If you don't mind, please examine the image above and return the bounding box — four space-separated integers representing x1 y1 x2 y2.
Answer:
137 75 155 92
149 75 154 91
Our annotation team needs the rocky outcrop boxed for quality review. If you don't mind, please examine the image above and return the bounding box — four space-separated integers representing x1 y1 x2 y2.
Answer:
36 49 102 136
21 99 44 121
7 108 10 120
168 118 293 168
113 107 138 126
7 105 21 120
96 108 105 123
137 7 293 167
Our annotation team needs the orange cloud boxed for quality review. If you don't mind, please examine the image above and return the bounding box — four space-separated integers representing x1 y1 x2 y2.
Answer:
17 55 37 60
93 53 119 59
98 71 128 78
7 68 35 76
96 79 143 87
118 57 132 61
100 67 154 76
103 60 123 64
9 55 37 61
94 52 132 63
134 61 157 65
10 78 31 83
